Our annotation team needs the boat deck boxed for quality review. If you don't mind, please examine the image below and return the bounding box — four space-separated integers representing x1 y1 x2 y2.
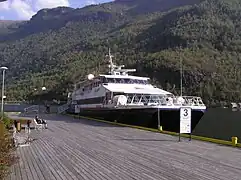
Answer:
7 114 241 180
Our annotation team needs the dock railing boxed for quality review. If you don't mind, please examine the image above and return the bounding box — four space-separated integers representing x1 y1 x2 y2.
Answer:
23 105 39 114
57 104 69 114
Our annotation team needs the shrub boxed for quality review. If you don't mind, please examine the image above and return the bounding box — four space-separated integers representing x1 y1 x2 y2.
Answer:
0 117 16 180
0 113 13 129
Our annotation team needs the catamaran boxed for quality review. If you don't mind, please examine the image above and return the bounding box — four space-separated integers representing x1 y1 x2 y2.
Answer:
66 49 206 132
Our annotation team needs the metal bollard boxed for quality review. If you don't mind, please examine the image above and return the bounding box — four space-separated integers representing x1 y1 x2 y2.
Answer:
232 137 238 146
158 125 163 131
17 121 21 132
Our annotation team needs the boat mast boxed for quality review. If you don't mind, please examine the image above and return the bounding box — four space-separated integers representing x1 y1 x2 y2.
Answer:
180 54 183 97
107 48 115 74
106 48 136 75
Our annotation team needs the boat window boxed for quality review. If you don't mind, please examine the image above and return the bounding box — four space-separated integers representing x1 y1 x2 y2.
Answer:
104 77 149 84
107 78 115 83
115 78 122 83
113 92 124 96
84 85 90 90
120 79 125 83
123 78 131 84
106 92 112 100
129 79 135 84
102 77 108 83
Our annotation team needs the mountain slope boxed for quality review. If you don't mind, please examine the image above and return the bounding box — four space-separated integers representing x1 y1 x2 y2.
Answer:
0 0 240 106
0 20 24 36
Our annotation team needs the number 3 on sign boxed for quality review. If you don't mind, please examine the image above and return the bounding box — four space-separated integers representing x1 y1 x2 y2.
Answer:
184 109 188 116
180 107 192 134
180 107 191 120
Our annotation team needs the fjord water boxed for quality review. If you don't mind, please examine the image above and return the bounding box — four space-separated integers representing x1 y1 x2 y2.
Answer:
193 108 241 141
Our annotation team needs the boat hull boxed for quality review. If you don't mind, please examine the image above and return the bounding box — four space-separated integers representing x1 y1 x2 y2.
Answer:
67 106 205 133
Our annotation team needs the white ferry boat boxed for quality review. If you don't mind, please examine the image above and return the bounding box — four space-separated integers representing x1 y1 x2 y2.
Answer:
67 49 206 132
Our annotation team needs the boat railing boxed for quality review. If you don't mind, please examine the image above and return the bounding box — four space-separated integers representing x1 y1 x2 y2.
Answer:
175 96 205 106
122 94 205 107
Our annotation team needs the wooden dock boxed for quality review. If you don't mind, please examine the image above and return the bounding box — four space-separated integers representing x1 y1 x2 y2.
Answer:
7 114 241 180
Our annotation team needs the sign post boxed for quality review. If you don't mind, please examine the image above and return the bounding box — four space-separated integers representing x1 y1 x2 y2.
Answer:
179 107 192 141
157 107 160 130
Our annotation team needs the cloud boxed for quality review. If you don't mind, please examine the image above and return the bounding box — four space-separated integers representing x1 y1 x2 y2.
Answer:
0 1 10 10
85 0 97 5
71 0 97 8
0 0 70 20
10 0 35 19
35 0 70 10
0 0 112 20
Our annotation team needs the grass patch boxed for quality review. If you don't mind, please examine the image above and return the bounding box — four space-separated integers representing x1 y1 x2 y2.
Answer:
0 115 17 180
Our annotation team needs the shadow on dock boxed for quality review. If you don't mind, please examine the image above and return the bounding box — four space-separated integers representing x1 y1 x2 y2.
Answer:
13 113 122 128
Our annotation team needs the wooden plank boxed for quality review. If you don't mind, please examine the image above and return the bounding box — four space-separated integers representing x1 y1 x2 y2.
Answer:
28 142 52 180
46 120 151 180
13 150 21 180
53 114 241 179
53 119 186 180
61 136 147 180
48 138 107 180
34 139 66 180
58 141 120 180
20 145 36 180
51 123 140 180
6 113 241 180
37 138 79 180
23 147 41 180
18 147 30 180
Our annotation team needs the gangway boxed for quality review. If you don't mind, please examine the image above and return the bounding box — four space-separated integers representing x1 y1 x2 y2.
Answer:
24 105 39 114
57 104 69 114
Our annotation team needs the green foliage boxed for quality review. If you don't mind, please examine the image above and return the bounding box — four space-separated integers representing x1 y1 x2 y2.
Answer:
0 120 15 180
0 0 241 106
0 20 24 37
0 114 13 129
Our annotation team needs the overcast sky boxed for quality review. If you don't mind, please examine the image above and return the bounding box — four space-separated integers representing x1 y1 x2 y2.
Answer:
0 0 112 20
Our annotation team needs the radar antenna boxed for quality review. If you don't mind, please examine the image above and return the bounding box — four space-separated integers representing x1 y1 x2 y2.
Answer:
106 48 116 74
106 48 136 75
108 48 114 67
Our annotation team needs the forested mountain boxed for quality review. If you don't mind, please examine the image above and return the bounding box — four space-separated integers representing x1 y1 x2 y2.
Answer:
0 20 23 36
0 0 241 106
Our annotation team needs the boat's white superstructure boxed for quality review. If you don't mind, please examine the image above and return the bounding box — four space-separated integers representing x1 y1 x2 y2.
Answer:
68 49 206 114
67 49 206 132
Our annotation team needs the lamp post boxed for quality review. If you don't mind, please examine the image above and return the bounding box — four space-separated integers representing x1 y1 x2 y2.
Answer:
1 66 8 120
33 86 47 113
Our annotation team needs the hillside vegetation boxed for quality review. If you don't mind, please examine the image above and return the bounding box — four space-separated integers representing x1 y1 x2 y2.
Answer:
0 0 241 106
0 116 15 180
